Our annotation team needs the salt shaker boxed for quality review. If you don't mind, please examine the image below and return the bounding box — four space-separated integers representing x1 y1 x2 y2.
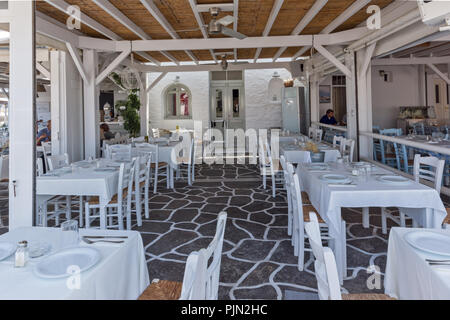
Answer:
14 240 28 268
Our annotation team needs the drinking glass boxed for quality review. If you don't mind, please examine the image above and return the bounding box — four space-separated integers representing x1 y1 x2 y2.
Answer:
60 220 79 249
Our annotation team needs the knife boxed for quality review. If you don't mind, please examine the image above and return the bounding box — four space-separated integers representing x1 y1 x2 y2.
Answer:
83 235 128 239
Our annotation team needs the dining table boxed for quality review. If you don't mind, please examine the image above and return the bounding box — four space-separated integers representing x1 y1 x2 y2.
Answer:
37 159 121 230
0 227 149 299
280 141 341 163
296 162 447 283
385 227 450 299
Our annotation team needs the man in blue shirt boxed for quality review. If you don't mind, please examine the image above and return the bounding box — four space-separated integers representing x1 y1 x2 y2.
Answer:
37 120 51 146
320 109 337 125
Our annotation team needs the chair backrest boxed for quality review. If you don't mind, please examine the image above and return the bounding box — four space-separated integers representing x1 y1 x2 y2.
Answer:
412 122 425 135
179 212 227 300
179 249 208 300
413 154 445 193
36 158 44 176
132 136 145 143
117 158 136 206
291 173 306 233
107 144 132 161
137 143 159 164
379 128 402 137
135 153 151 185
333 136 344 149
309 127 323 142
340 139 355 161
305 212 342 300
47 153 69 171
258 136 268 168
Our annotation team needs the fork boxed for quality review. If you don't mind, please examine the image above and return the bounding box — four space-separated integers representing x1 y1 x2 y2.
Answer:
81 237 124 244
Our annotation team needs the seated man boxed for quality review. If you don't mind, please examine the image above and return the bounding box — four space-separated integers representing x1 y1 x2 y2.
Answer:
36 120 51 146
320 109 337 125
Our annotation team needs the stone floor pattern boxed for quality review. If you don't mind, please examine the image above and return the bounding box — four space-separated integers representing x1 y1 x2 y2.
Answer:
133 164 396 300
0 164 446 299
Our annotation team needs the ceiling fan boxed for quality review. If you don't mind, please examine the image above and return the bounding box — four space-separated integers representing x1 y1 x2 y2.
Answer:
207 7 247 40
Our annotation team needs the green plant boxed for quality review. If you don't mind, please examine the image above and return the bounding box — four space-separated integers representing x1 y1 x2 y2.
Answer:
115 89 141 137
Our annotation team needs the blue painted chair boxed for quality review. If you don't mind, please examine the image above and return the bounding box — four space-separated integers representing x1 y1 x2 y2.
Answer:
377 129 402 168
412 122 425 135
393 143 414 174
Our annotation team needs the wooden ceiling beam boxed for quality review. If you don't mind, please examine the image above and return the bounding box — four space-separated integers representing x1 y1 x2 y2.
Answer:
91 0 178 65
292 0 372 60
273 0 328 61
43 0 160 65
188 0 218 63
254 0 284 63
139 0 198 64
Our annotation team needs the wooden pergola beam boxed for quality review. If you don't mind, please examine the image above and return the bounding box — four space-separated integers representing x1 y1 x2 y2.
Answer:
254 0 284 62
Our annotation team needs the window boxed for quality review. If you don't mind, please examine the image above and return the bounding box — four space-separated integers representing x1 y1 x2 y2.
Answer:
164 83 192 119
332 75 346 86
435 84 440 104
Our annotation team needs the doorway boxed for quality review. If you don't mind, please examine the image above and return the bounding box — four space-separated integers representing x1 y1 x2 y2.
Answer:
433 78 449 121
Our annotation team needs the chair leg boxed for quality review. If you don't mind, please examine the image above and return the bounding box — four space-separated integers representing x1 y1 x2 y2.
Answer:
118 205 124 231
297 228 305 271
262 170 266 189
153 167 159 194
135 189 142 227
65 196 72 221
43 203 48 227
79 197 84 228
144 185 150 219
272 174 276 198
400 211 406 227
362 207 370 228
85 203 90 229
381 208 388 235
287 189 292 236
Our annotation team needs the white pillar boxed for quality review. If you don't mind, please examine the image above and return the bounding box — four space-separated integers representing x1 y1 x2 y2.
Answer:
345 52 358 160
9 0 35 229
356 49 374 160
310 73 320 124
83 49 99 159
139 73 148 137
50 51 62 156
418 65 426 106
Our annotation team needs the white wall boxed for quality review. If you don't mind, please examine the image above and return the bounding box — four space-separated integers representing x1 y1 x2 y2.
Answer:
319 75 332 117
147 72 209 130
371 65 421 129
244 68 292 130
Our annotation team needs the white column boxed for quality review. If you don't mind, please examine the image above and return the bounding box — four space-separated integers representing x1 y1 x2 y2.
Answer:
418 65 426 106
83 49 99 159
9 0 35 229
345 52 358 160
310 74 320 124
50 51 62 156
139 73 148 137
356 49 374 160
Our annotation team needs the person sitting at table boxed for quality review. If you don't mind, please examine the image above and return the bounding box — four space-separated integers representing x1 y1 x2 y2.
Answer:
100 123 115 141
36 120 51 146
320 109 338 125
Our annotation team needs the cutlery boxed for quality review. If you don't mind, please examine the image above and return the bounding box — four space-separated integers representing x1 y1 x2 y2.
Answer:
83 235 128 239
81 237 124 244
426 259 450 263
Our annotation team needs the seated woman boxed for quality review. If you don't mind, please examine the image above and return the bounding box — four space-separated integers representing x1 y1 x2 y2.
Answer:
100 123 115 141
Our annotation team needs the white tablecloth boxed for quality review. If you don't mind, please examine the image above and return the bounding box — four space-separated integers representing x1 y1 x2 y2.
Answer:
0 227 149 299
37 161 120 229
132 141 181 168
297 162 447 281
385 228 450 299
280 142 341 163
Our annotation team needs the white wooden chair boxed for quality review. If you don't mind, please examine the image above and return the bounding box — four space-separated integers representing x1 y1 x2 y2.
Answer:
381 154 445 233
129 154 152 229
85 159 136 230
280 156 292 236
136 143 169 193
174 137 196 186
332 136 344 149
258 136 282 198
180 212 227 300
35 157 69 227
47 153 69 171
106 144 132 161
291 172 341 271
305 213 394 300
309 127 323 142
340 138 355 162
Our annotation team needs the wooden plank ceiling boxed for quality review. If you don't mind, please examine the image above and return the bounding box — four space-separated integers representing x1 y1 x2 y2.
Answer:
36 0 393 63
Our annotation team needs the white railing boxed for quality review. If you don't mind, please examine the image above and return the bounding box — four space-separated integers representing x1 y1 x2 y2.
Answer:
312 122 348 133
359 131 450 156
359 130 450 196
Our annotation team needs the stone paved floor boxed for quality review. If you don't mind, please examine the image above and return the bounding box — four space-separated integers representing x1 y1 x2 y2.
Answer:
0 165 448 299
